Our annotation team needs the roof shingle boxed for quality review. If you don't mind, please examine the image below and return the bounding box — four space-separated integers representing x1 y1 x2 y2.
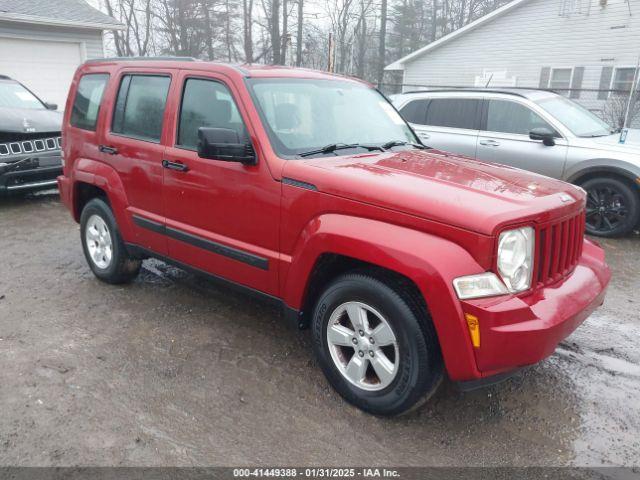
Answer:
0 0 122 29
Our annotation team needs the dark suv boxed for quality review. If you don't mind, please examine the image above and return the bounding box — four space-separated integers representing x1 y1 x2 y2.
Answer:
0 75 63 195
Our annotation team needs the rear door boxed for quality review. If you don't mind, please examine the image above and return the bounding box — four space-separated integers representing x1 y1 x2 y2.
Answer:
100 70 173 255
399 96 481 157
476 98 568 178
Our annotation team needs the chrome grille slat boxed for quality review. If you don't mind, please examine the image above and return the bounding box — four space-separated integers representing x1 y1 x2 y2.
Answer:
0 136 61 156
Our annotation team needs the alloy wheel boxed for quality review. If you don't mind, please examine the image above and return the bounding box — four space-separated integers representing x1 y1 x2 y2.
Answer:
326 301 400 392
585 185 629 234
85 214 113 269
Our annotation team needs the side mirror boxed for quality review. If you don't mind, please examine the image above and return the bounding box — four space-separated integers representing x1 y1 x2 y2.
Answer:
197 127 256 165
44 102 58 111
529 127 556 146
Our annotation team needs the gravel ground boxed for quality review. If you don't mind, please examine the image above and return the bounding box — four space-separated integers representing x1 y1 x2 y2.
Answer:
0 192 638 468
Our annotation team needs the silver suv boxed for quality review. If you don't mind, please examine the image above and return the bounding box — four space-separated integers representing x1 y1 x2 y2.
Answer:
392 88 640 237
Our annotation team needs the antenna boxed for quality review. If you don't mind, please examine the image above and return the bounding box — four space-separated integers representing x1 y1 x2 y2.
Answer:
485 73 494 88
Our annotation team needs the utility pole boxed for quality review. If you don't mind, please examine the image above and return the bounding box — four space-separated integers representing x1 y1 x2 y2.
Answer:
623 54 640 129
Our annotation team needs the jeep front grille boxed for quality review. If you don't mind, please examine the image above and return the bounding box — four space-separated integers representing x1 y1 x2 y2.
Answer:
0 136 61 156
535 210 585 286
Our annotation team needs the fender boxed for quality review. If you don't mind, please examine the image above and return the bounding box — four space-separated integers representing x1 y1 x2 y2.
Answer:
564 159 640 186
282 214 487 380
71 158 134 238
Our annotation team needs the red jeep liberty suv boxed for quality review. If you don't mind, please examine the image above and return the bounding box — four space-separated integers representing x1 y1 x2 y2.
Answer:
58 58 611 416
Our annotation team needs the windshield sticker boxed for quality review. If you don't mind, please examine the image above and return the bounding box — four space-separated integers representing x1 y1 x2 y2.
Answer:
15 91 35 101
379 101 405 125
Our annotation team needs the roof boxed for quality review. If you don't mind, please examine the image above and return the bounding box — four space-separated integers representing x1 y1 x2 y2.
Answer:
0 0 124 30
385 0 528 70
84 58 369 83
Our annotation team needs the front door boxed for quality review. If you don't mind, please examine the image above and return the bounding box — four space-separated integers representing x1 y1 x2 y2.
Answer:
475 98 568 179
161 71 280 296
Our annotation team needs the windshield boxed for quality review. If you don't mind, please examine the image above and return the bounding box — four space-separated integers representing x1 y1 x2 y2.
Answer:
0 81 45 110
535 95 612 137
247 78 418 158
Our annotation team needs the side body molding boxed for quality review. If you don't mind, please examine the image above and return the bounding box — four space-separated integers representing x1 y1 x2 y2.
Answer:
281 214 487 380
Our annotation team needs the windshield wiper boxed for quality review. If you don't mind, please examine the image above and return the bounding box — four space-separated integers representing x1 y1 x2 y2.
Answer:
381 140 427 150
298 143 384 158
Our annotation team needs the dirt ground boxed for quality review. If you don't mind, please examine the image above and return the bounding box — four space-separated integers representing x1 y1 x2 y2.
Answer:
0 192 639 468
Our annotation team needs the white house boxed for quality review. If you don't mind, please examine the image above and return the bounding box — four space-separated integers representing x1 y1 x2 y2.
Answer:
0 0 122 109
385 0 640 118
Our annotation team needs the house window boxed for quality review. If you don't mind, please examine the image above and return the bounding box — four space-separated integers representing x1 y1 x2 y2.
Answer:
612 67 638 93
549 68 573 93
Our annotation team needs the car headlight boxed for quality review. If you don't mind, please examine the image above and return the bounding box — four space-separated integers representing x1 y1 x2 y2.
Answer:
497 226 535 293
453 272 508 300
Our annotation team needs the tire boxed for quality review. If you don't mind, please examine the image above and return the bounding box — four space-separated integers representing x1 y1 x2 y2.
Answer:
311 273 443 416
80 197 141 284
581 176 640 237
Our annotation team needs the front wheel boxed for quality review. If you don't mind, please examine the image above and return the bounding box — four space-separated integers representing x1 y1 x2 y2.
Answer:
582 177 639 237
311 273 442 416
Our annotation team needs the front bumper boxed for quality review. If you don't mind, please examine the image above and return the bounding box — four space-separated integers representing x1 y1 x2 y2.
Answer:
459 238 610 379
0 153 62 194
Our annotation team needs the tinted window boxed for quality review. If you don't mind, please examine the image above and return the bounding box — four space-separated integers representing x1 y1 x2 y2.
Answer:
70 74 109 131
112 75 170 142
399 99 428 124
425 99 479 129
486 100 553 135
178 78 246 149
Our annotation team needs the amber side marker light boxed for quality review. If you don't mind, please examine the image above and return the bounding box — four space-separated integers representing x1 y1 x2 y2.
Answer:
465 313 480 348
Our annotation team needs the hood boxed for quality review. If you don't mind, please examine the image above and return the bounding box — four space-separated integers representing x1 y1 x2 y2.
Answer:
581 129 640 153
0 107 62 134
283 149 585 236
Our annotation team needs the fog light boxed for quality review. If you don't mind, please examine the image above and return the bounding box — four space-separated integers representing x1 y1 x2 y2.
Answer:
465 313 480 348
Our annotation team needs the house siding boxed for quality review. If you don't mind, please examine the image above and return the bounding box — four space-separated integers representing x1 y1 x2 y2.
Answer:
0 21 104 59
400 0 640 116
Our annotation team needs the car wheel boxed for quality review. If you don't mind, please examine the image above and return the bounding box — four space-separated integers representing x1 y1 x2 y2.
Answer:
581 177 640 237
311 273 442 416
80 197 141 284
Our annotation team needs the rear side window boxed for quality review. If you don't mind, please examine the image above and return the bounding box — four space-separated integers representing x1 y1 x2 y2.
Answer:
425 98 480 130
399 99 428 125
177 78 246 150
70 74 109 131
112 75 171 142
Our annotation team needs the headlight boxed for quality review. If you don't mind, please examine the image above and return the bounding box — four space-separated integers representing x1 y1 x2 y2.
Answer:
453 272 508 300
497 226 535 293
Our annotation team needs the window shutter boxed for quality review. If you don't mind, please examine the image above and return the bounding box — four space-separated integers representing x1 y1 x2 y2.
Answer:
598 67 613 99
539 67 551 88
570 67 584 99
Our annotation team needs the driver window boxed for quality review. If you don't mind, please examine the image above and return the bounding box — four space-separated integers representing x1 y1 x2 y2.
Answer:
177 78 247 150
486 100 554 136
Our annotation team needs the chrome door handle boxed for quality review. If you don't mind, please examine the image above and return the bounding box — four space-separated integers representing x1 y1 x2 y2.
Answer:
98 145 118 155
162 160 189 172
479 139 500 147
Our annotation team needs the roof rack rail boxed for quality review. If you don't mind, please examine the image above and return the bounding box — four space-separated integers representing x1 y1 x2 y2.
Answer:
85 56 197 63
400 87 537 98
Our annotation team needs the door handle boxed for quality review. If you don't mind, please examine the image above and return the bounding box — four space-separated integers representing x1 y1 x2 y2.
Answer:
98 145 118 155
162 159 189 172
479 139 501 147
418 132 430 139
